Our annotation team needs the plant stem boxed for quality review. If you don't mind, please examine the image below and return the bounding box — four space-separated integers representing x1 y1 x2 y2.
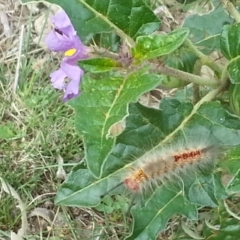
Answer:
192 60 202 103
193 84 200 103
219 62 230 92
183 81 227 127
151 63 218 87
221 63 229 83
185 39 222 75
91 46 119 60
222 0 240 23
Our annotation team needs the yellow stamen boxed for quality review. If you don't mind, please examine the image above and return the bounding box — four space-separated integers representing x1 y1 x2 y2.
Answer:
64 48 76 57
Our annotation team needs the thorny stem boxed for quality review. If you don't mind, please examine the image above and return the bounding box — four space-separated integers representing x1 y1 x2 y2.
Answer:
90 40 227 91
222 0 240 23
185 38 222 76
151 63 218 87
90 46 119 60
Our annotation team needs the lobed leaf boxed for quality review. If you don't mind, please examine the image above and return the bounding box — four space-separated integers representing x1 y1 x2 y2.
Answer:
127 185 198 240
56 99 240 239
20 0 161 44
70 70 163 177
184 0 233 53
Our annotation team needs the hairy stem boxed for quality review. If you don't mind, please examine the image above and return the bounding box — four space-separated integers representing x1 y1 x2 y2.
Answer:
91 46 119 60
219 62 230 93
222 0 240 23
151 63 218 87
185 39 222 75
193 84 200 104
192 60 202 103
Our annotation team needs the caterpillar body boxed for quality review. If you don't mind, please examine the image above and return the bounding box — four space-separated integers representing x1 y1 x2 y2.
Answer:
121 142 222 194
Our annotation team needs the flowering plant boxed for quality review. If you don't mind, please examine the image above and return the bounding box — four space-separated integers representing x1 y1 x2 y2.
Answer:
45 11 88 101
23 0 240 239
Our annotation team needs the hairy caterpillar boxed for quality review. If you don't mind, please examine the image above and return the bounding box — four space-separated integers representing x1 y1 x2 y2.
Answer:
105 140 224 197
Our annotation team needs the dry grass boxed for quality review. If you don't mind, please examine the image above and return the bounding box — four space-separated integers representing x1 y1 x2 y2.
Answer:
0 1 89 239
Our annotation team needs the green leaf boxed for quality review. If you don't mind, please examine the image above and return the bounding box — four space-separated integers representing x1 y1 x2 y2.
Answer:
173 220 202 240
0 124 16 139
21 0 161 44
70 71 163 177
56 99 240 239
227 169 240 194
78 57 121 73
195 35 221 54
220 23 240 60
183 0 233 53
55 166 97 206
133 28 190 60
94 32 120 51
160 48 198 88
95 195 115 213
207 219 240 240
227 57 240 84
166 48 197 73
203 202 240 240
188 174 218 207
127 185 198 240
220 146 240 175
229 83 240 115
184 171 227 207
214 172 228 199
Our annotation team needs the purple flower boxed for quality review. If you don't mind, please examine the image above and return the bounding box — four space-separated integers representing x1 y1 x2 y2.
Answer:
45 10 87 101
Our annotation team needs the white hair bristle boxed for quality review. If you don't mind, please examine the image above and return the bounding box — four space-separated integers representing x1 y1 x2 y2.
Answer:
122 141 222 195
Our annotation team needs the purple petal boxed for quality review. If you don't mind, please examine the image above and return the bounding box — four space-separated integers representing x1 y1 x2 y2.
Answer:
63 81 80 102
63 92 78 102
45 10 88 60
65 36 88 61
61 61 84 83
50 68 67 90
63 78 81 101
51 11 76 37
45 30 73 52
61 61 84 101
